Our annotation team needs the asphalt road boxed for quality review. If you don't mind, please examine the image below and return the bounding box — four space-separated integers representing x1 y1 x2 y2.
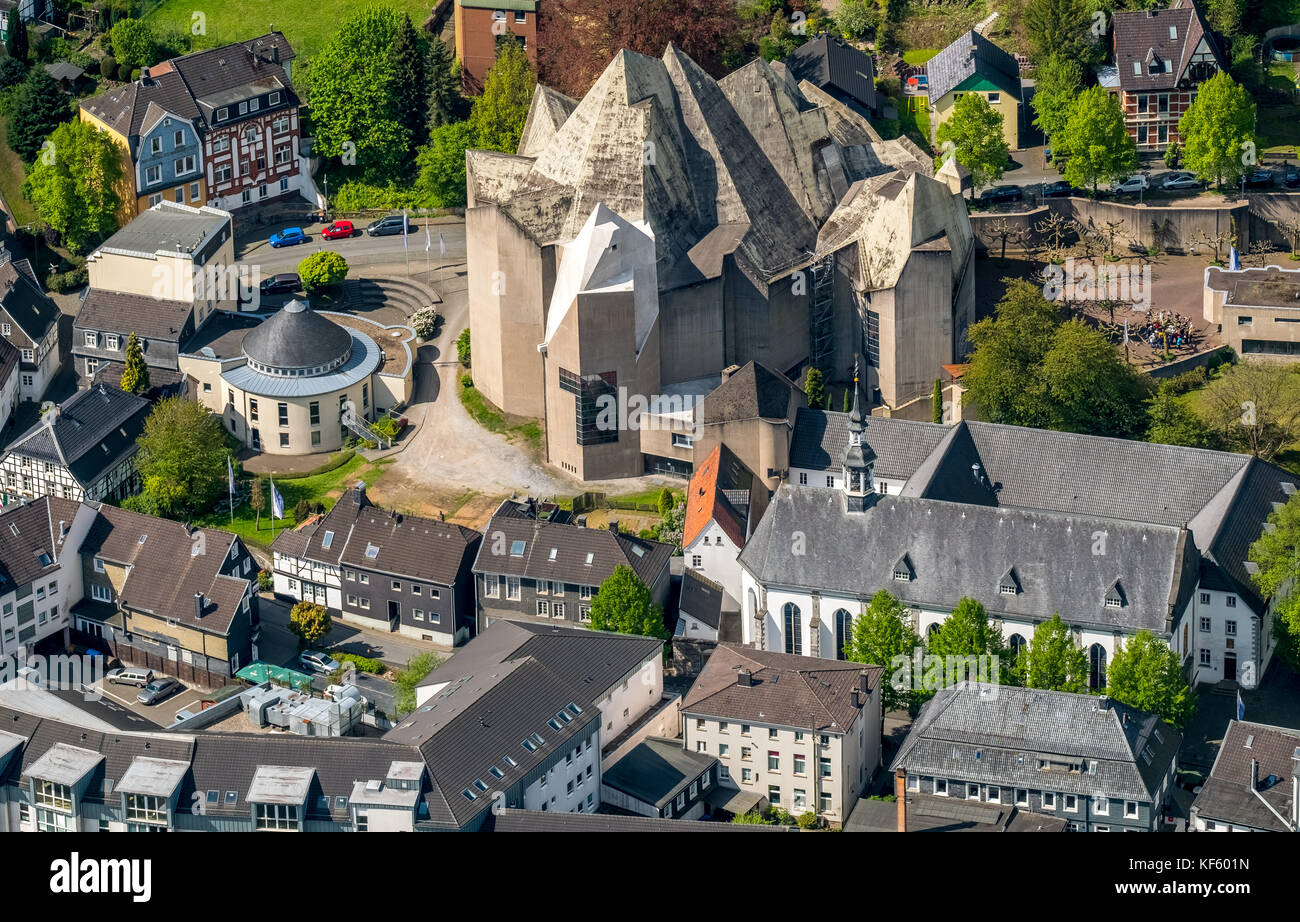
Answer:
236 219 468 278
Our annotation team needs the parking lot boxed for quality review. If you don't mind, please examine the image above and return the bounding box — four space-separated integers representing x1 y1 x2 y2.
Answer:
92 674 209 726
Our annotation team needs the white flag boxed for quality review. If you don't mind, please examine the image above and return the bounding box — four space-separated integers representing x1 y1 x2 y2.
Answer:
425 225 431 253
439 232 446 257
270 477 284 520
403 209 408 250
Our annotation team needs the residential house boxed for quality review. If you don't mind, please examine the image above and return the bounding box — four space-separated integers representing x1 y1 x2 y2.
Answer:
1202 264 1300 363
472 497 674 634
781 34 881 117
467 46 974 479
0 338 21 429
1190 720 1300 831
72 502 258 684
748 394 1298 686
682 443 764 607
415 620 665 758
677 569 737 642
75 202 237 389
487 808 790 831
79 32 315 216
892 685 1181 832
0 496 89 659
454 0 538 92
0 246 63 404
1106 1 1227 154
601 737 720 820
681 644 883 826
271 481 482 646
926 30 1024 152
0 385 151 504
844 791 1067 831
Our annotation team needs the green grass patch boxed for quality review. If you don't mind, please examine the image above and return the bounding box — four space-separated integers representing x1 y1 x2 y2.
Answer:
900 95 932 149
903 49 938 65
457 376 543 452
1257 103 1300 154
143 0 438 61
0 116 35 228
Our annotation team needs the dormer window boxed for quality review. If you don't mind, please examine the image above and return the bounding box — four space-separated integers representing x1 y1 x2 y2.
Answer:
1105 580 1125 609
998 568 1020 596
893 555 914 582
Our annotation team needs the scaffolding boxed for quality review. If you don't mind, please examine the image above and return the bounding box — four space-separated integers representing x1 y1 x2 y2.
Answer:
809 254 835 375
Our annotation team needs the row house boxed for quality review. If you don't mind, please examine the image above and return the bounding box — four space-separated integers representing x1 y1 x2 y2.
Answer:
766 393 1298 685
79 32 316 216
271 481 481 647
0 385 151 504
0 496 90 660
681 644 883 826
1190 720 1300 831
472 496 673 634
1105 2 1227 154
893 685 1181 832
0 246 63 405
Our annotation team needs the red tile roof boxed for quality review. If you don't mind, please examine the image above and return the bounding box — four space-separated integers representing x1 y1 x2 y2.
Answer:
683 444 750 549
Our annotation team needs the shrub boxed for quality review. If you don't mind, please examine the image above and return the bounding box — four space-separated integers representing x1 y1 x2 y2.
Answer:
369 415 400 439
47 265 88 293
298 250 349 291
256 569 273 591
99 56 117 78
410 306 439 339
328 652 386 674
332 179 420 212
0 57 28 88
293 498 313 521
456 327 470 366
796 811 820 829
460 372 473 389
116 62 131 82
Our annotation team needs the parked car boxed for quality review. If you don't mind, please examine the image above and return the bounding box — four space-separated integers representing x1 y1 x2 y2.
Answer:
322 220 358 240
1110 174 1149 194
1244 169 1275 189
259 273 300 296
976 184 1023 205
107 667 153 688
1285 165 1300 188
299 650 340 674
366 215 410 237
1041 181 1080 198
269 227 308 248
1161 171 1204 191
136 677 182 705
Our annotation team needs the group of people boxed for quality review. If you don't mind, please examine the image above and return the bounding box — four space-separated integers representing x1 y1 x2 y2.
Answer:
1133 311 1197 351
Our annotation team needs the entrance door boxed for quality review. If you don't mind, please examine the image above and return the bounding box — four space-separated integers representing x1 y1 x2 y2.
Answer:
387 600 400 632
251 428 261 450
1224 652 1237 682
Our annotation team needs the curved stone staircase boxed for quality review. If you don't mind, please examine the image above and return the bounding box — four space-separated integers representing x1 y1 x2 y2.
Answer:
337 276 440 318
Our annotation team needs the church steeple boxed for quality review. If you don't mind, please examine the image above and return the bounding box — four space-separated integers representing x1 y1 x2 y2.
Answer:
841 355 876 512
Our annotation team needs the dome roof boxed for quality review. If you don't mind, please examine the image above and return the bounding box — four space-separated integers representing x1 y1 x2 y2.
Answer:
242 300 354 375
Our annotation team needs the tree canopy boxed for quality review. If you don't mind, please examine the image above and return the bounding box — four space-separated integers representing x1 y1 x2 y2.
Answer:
1249 491 1300 662
469 40 536 154
1058 86 1138 194
22 118 123 253
1105 630 1196 729
120 332 150 395
843 590 921 712
588 564 667 640
129 396 230 519
415 121 474 208
8 68 72 164
1023 0 1102 66
1017 614 1089 692
1178 71 1256 188
108 18 157 68
1030 55 1084 150
928 597 1005 662
935 93 1009 192
297 250 349 291
289 601 332 649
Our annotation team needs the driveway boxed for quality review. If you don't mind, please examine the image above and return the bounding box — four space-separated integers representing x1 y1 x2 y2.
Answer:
90 676 208 725
258 594 451 671
1179 662 1300 773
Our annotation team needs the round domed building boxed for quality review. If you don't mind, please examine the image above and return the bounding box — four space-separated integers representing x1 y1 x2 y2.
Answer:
179 299 414 455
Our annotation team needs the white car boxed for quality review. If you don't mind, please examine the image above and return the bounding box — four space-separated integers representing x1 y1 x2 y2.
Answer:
299 651 339 674
1111 174 1150 194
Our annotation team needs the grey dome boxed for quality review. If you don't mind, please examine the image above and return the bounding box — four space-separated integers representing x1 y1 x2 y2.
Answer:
242 300 353 375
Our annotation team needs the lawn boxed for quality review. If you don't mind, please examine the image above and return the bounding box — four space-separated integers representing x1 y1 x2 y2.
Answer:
901 95 932 149
197 452 391 550
0 116 36 228
902 49 938 65
457 375 543 454
1257 102 1300 155
142 0 437 61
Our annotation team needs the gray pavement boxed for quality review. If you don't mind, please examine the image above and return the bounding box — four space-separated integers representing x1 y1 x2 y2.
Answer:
257 593 450 671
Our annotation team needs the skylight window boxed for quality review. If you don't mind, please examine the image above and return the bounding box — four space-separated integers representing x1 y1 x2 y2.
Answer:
503 756 518 767
531 732 544 746
631 545 645 557
510 540 526 557
473 779 488 792
567 703 582 716
548 718 562 731
557 710 572 724
365 544 379 558
322 531 334 549
584 553 594 566
138 534 147 545
548 548 557 561
522 739 537 752
489 766 504 779
461 788 477 801
37 553 51 566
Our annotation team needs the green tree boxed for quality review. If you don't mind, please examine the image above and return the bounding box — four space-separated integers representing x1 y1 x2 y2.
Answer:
307 4 417 181
1059 86 1138 195
427 35 466 129
1031 55 1084 150
390 13 430 147
1179 71 1256 189
298 250 349 291
249 476 266 529
804 367 825 408
935 93 1009 193
588 564 667 640
843 589 922 712
414 121 473 208
470 39 535 153
288 601 332 649
1040 319 1151 438
132 396 229 518
657 487 675 518
931 379 943 424
22 119 124 252
962 279 1060 429
928 598 1006 665
1146 381 1215 448
1106 630 1196 729
8 68 72 164
0 56 27 89
1018 613 1088 692
120 332 149 395
1249 492 1300 663
833 0 878 38
109 18 156 68
1023 0 1101 66
456 328 471 366
394 651 446 717
7 12 28 62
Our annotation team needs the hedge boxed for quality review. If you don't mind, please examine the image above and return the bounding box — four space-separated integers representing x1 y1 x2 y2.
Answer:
266 449 356 481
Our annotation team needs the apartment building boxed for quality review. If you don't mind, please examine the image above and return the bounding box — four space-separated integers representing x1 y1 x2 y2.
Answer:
1190 720 1300 831
0 496 89 659
0 247 62 404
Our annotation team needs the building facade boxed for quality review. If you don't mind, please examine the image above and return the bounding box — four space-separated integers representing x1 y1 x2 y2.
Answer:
0 497 89 660
926 30 1023 151
1203 264 1300 362
454 0 538 93
0 250 62 404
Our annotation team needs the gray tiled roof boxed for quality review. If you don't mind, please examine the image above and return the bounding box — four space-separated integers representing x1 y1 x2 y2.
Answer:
2 386 151 489
700 361 802 424
1192 720 1300 831
94 201 229 259
740 486 1197 635
679 569 726 629
0 496 80 593
486 808 791 831
782 34 880 114
0 257 60 343
1112 4 1225 93
892 684 1181 802
601 737 716 809
925 30 1021 104
845 791 1067 831
75 290 194 343
789 408 950 479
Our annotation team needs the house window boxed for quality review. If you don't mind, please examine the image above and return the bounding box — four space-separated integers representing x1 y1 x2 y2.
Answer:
782 602 802 655
1200 592 1210 605
250 399 259 421
1226 595 1237 608
1225 620 1237 636
691 555 702 567
793 754 806 775
767 751 780 771
1125 801 1139 818
213 136 230 153
275 146 292 165
105 334 119 351
150 137 162 154
216 107 228 121
174 156 196 175
145 165 162 184
484 575 500 598
215 164 232 183
798 472 808 485
270 92 282 106
190 182 200 201
84 331 97 348
506 576 520 600
1200 616 1211 632
278 403 289 426
249 98 260 112
358 598 370 609
768 785 780 806
1043 792 1056 809
279 433 289 448
515 9 525 21
1064 794 1078 812
1200 648 1212 665
1015 788 1028 806
987 92 1000 104
174 130 184 148
254 803 298 830
934 778 947 796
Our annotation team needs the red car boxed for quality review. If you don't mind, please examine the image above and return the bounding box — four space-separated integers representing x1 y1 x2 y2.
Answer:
321 220 357 240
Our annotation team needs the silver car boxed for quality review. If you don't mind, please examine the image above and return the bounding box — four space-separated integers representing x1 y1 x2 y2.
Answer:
1161 171 1203 191
136 677 181 705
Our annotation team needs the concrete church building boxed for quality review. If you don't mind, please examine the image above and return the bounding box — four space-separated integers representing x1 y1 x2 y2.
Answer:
466 46 975 481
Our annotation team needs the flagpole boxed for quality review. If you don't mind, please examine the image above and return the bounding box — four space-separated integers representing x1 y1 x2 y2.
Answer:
228 456 234 526
403 209 410 277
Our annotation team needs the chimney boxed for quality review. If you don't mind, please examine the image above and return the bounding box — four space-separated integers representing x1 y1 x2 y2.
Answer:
1098 694 1110 710
1251 758 1259 792
576 514 587 527
57 521 67 540
438 511 445 522
353 481 367 505
895 769 907 833
194 592 206 620
140 66 151 83
721 364 740 381
737 668 752 687
851 687 861 708
608 518 619 533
